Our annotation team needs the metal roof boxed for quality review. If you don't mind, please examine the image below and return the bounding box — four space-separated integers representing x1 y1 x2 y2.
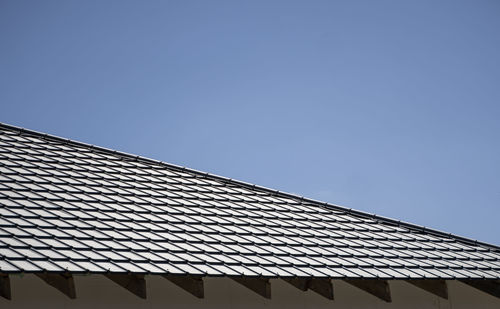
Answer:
0 122 499 281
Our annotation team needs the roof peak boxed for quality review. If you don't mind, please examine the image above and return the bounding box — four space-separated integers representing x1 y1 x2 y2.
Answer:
1 121 498 251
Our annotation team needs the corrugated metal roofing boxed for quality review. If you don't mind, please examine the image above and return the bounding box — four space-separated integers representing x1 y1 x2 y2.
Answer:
0 122 499 280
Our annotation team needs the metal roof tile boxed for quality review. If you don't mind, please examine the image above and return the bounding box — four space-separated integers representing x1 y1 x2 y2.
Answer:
0 123 498 281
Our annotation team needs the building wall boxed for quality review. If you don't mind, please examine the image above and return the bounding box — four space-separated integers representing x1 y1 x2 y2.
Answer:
1 274 498 308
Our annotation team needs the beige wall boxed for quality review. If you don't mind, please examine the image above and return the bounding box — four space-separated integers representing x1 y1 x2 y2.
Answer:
0 274 498 308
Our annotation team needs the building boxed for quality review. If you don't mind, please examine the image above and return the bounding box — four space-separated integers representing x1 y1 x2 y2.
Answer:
0 122 498 308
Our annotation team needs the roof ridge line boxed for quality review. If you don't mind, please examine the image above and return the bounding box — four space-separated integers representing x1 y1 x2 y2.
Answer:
1 121 498 251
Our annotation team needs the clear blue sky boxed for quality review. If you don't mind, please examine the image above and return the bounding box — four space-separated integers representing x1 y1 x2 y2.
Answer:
1 1 499 245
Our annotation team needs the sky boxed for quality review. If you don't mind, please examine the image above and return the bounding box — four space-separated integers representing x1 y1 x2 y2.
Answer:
1 0 499 245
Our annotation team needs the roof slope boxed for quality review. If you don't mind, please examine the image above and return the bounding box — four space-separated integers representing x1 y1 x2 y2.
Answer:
0 122 499 280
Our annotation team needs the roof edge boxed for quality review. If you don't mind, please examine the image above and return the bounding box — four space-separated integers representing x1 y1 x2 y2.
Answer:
1 121 498 251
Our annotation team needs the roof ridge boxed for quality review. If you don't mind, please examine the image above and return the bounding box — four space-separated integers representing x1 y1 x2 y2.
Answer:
1 121 498 251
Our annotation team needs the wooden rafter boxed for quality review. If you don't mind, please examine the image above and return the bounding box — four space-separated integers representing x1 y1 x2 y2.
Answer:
406 279 448 299
0 274 11 300
283 278 333 300
344 279 391 302
36 273 76 299
105 274 146 299
232 277 271 299
163 275 204 298
309 278 334 300
283 277 308 291
460 279 500 299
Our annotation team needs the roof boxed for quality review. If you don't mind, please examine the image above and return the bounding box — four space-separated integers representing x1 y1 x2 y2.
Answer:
0 122 499 281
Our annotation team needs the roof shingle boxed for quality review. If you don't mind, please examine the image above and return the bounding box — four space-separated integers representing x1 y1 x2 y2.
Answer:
0 122 499 280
